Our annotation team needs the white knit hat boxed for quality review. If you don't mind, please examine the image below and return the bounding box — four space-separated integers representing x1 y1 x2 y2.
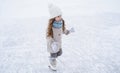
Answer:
48 4 62 18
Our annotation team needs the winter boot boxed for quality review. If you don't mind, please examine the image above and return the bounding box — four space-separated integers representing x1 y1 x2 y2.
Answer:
48 57 57 71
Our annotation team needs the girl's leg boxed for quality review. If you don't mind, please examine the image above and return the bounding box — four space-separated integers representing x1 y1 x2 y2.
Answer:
57 49 62 57
50 53 58 58
49 53 57 70
48 49 62 70
49 56 57 67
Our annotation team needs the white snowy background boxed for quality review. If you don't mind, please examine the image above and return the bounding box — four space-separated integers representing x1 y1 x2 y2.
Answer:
0 0 120 73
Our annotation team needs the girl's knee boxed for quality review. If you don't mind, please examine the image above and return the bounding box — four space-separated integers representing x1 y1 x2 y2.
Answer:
50 53 58 58
50 49 62 58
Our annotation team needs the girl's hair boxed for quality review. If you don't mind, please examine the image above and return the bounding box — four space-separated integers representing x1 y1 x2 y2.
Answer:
46 18 66 38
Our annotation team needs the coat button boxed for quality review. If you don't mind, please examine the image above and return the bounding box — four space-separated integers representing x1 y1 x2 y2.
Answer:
58 34 61 36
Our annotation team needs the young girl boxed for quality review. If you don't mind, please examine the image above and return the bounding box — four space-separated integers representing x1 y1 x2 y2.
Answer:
46 4 74 71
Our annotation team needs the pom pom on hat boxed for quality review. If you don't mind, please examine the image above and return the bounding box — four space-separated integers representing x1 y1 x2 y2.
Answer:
48 3 62 18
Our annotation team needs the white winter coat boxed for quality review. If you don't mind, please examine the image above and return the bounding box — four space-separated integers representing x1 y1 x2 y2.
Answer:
47 27 69 53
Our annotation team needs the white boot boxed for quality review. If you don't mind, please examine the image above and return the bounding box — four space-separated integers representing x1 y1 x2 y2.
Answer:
49 57 57 71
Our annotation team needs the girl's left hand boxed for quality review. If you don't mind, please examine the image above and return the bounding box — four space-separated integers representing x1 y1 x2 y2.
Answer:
69 27 75 33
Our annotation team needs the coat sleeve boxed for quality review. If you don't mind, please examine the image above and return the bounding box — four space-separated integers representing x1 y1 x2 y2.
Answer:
63 29 70 35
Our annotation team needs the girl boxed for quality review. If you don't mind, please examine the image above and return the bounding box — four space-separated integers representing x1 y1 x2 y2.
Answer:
46 4 74 71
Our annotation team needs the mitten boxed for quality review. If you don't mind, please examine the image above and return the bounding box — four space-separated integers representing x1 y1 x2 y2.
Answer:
69 27 75 33
51 42 59 53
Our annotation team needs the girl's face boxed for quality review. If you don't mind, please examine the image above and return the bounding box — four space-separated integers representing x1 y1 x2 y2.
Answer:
55 15 62 22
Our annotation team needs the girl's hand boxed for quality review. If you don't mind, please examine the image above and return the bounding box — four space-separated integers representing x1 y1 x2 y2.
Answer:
69 27 75 33
64 27 75 35
51 42 59 53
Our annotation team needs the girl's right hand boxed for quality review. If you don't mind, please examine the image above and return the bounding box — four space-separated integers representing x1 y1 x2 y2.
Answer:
51 42 59 53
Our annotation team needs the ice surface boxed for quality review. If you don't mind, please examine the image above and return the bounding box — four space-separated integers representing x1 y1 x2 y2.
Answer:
0 13 120 73
0 0 120 72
